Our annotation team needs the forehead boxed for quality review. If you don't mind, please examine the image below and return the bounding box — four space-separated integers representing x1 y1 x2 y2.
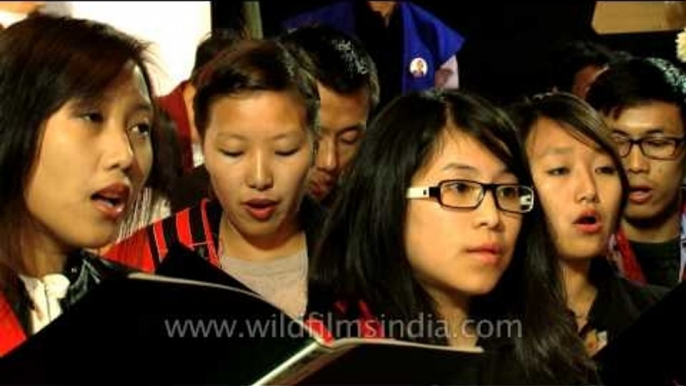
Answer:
526 117 599 158
92 62 152 106
208 90 308 136
606 101 684 136
318 84 370 117
417 127 506 178
63 64 152 125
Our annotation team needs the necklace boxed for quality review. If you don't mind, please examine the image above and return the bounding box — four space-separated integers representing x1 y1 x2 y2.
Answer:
568 286 597 328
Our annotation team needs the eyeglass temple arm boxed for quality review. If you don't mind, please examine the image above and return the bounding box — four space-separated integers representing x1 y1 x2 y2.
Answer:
520 194 534 206
406 187 431 199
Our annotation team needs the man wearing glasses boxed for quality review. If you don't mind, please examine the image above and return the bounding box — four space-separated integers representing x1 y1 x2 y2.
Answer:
587 57 686 288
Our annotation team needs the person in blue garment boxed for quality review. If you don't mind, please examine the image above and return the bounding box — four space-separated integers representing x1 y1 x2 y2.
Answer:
282 1 464 109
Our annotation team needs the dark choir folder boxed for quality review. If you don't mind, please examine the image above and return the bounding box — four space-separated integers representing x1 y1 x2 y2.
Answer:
0 244 484 385
155 242 253 292
595 280 686 386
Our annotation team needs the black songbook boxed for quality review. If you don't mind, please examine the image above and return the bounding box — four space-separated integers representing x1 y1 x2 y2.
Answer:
0 244 483 385
156 242 252 292
595 281 686 386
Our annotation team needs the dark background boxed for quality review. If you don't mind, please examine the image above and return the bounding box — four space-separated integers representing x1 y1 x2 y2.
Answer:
212 1 683 106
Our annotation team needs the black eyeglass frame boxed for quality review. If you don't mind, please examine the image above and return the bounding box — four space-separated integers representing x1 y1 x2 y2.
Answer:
406 179 535 214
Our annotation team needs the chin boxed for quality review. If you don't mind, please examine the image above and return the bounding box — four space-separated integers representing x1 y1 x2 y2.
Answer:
308 189 329 203
240 222 282 238
624 205 660 221
462 279 500 296
243 223 275 235
73 234 116 251
469 287 495 296
563 249 604 260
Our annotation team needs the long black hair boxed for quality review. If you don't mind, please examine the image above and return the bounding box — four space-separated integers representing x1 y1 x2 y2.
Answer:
0 16 174 284
509 91 632 307
509 91 630 222
309 89 594 382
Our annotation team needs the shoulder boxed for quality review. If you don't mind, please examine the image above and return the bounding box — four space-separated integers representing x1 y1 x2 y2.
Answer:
59 250 133 312
593 258 668 313
478 337 600 385
476 337 541 384
282 2 354 32
103 228 156 272
477 343 527 384
104 219 162 272
80 250 134 279
157 81 188 110
169 165 212 212
104 200 214 272
613 276 670 311
301 195 328 249
593 270 668 336
301 196 327 227
402 3 464 48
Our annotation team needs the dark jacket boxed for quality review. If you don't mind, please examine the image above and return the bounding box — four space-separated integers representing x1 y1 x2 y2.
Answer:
583 258 669 349
0 251 130 356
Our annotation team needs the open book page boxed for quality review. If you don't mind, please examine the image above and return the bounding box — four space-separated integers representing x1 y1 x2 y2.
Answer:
257 337 484 385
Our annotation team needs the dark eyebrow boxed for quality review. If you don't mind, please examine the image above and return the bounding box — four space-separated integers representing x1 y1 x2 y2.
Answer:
69 97 153 115
612 128 669 136
70 96 105 111
441 162 512 177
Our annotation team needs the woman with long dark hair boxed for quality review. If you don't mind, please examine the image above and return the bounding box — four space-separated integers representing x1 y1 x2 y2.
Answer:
0 15 172 355
509 92 668 357
308 89 595 383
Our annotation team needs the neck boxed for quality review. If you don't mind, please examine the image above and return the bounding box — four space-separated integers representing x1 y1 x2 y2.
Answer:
560 259 597 329
219 215 306 262
430 290 477 347
622 215 680 243
182 83 200 146
367 1 397 26
622 210 681 243
21 226 69 277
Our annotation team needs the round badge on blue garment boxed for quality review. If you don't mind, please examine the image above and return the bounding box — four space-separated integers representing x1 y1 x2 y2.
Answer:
409 57 428 78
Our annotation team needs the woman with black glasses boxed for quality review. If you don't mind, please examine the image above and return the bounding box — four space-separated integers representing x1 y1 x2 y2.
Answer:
509 92 668 358
307 89 596 384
